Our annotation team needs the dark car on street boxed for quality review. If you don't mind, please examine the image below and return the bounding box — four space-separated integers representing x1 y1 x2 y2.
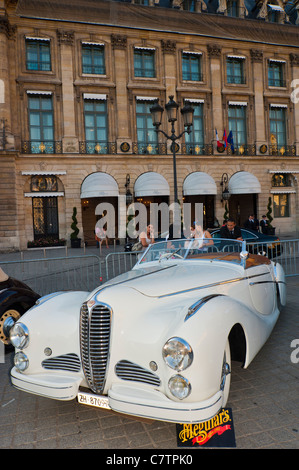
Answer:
0 268 40 347
210 228 281 258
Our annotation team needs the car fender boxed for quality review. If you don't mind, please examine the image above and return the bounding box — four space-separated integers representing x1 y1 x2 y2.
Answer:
168 294 280 401
0 287 40 315
13 291 89 374
274 262 286 307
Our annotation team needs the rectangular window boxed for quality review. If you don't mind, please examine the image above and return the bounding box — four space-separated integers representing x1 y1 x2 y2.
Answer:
26 39 51 71
273 194 290 217
182 53 202 81
269 106 287 148
134 49 155 78
28 94 54 153
184 102 204 154
268 61 285 87
136 100 158 154
82 43 105 75
226 57 245 84
227 0 239 16
84 99 108 153
33 197 59 239
228 105 247 147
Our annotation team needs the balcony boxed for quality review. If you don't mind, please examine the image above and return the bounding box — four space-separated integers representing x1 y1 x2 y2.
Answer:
181 143 213 155
268 145 296 156
79 141 117 154
22 141 62 154
132 142 167 155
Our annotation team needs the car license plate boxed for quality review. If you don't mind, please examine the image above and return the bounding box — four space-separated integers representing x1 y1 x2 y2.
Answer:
77 391 110 410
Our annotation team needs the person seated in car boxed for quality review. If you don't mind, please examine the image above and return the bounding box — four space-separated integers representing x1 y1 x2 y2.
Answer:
220 218 243 240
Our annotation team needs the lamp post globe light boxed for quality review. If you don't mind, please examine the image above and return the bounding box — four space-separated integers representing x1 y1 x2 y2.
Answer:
150 96 194 203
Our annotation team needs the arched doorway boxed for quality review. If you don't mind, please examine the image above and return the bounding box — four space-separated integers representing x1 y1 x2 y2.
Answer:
228 171 261 226
183 172 217 229
134 172 170 233
80 172 119 245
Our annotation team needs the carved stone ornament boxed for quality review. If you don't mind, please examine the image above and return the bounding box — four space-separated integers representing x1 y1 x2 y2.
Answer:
207 44 221 58
250 49 263 63
0 16 16 39
290 53 299 67
56 30 74 45
111 34 127 50
161 39 176 54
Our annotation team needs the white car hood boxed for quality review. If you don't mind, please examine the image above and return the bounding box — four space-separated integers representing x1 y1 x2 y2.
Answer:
95 261 244 299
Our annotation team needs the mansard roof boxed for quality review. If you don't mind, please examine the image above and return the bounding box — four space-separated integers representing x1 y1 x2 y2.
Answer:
14 0 299 47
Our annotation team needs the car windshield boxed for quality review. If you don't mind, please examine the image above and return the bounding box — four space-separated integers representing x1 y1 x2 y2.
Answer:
137 238 246 265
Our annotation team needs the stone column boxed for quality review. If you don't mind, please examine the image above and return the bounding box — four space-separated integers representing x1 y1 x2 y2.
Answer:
207 44 222 153
250 49 266 155
290 53 299 156
111 34 130 153
0 13 15 149
57 30 78 153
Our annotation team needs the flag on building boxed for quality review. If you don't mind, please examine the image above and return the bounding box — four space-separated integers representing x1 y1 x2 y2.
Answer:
223 129 227 148
227 131 234 153
215 128 222 148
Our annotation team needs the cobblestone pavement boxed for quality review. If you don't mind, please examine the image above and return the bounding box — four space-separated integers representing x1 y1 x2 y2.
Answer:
0 276 298 450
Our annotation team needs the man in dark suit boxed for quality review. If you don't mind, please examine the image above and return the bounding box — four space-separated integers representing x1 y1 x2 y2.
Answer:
244 214 259 231
220 218 243 240
260 215 268 234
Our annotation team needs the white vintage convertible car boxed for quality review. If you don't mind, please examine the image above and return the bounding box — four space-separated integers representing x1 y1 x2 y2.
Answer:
10 239 286 424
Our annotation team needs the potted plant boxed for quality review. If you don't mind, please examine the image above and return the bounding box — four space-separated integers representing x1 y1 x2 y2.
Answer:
266 197 275 235
70 207 81 248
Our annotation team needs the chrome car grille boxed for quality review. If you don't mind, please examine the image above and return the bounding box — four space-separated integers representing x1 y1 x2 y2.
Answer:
115 360 161 387
80 301 112 394
42 353 81 372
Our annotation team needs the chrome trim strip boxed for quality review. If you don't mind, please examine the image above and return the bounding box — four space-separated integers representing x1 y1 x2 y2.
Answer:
185 294 224 322
132 271 270 299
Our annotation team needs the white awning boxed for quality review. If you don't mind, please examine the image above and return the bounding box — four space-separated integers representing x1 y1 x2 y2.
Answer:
270 189 296 194
22 171 66 175
268 4 284 11
183 172 217 195
268 170 299 173
228 101 248 106
228 171 261 194
83 93 107 100
24 192 64 197
80 172 119 198
134 172 170 197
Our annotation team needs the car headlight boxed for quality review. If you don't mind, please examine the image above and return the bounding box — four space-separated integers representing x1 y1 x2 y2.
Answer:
162 337 193 371
10 323 29 349
168 375 191 400
14 352 29 372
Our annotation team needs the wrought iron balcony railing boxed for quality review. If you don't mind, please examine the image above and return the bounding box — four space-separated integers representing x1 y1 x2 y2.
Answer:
132 142 167 155
268 145 296 156
181 143 213 155
79 141 117 154
22 141 62 154
226 144 256 156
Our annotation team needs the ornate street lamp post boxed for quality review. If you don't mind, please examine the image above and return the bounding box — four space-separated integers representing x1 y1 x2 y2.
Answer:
150 96 194 203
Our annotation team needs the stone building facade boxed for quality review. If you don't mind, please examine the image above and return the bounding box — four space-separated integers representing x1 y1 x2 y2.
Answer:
0 0 299 251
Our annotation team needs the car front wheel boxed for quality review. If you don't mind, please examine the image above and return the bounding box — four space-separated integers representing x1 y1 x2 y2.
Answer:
220 340 231 407
0 308 22 346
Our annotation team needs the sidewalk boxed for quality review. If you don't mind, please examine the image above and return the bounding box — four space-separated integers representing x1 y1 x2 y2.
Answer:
0 278 298 449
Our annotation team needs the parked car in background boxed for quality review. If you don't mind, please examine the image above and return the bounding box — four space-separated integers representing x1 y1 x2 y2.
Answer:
10 239 285 424
0 268 40 347
211 228 281 258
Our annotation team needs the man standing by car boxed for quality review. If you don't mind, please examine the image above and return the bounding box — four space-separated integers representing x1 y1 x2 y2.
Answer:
244 214 259 231
220 218 243 240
